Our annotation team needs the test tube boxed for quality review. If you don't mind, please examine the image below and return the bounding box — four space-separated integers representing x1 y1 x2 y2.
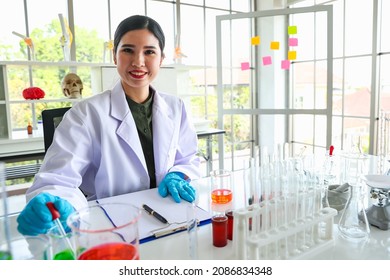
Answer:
187 203 198 260
0 162 12 260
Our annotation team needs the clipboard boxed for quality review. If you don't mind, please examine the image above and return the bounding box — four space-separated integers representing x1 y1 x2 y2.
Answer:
95 188 212 243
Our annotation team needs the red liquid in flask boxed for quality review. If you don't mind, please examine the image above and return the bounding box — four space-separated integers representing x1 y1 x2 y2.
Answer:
78 243 139 260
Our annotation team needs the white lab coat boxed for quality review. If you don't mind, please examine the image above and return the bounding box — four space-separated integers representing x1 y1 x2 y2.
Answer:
26 81 200 210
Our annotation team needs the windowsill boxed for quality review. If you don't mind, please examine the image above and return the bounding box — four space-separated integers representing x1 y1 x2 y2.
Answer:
11 130 44 140
0 135 44 159
6 183 30 197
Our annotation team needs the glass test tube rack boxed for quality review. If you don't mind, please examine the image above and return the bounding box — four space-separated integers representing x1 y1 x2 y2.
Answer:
232 199 337 260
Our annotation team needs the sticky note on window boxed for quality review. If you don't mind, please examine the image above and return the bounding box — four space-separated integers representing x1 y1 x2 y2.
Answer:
281 60 290 70
288 25 297 35
241 62 250 70
262 56 272 65
251 36 260 45
288 51 297 60
270 41 279 50
289 38 298 47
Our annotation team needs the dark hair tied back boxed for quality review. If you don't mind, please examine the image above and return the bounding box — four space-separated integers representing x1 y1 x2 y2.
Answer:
113 15 165 55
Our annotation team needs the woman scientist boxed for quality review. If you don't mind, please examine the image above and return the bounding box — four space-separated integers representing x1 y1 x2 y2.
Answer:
17 15 200 236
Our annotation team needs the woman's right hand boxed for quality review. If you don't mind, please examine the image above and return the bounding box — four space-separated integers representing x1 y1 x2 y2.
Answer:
17 192 74 236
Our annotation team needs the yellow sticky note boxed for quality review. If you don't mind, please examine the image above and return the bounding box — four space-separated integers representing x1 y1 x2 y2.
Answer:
288 50 297 60
288 25 297 35
251 36 260 45
270 41 279 50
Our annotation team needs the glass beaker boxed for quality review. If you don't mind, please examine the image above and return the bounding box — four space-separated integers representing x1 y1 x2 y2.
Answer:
47 224 75 260
338 152 370 241
67 202 141 260
210 169 232 204
0 235 51 260
211 214 228 247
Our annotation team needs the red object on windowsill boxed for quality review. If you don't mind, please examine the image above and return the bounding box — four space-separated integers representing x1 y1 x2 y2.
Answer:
22 87 45 100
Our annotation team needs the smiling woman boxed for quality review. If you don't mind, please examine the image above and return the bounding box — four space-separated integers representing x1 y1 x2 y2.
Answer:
114 28 164 102
15 15 201 237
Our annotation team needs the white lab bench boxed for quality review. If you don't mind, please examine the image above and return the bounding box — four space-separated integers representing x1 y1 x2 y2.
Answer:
139 174 390 260
2 170 390 260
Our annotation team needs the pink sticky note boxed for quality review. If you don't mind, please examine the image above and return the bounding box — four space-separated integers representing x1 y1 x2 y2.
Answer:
241 62 250 70
281 60 290 70
289 38 298 47
262 56 272 65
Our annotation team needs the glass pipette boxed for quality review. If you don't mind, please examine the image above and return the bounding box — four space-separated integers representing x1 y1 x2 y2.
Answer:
46 202 75 255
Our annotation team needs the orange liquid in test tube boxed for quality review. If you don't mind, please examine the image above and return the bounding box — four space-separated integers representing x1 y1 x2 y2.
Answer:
211 189 232 204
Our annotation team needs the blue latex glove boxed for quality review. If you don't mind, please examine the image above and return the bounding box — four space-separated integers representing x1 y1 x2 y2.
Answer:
17 193 74 236
158 172 196 203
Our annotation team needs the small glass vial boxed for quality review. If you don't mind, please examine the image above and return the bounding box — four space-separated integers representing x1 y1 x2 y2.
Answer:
37 120 43 136
27 122 33 135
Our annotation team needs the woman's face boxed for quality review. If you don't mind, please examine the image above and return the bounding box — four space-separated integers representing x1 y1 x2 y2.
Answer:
114 29 164 98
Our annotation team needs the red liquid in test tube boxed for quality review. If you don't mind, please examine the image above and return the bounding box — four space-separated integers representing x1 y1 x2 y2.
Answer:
212 215 228 247
226 211 234 240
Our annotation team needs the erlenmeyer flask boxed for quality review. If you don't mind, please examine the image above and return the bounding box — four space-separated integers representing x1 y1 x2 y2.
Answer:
338 183 370 241
338 151 370 241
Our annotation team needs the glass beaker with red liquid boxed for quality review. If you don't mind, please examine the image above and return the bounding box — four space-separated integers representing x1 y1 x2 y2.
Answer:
67 203 141 260
212 214 228 247
210 169 232 204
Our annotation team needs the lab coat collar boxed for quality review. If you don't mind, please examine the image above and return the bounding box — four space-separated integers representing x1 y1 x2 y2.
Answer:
109 81 175 177
110 82 147 172
111 81 130 120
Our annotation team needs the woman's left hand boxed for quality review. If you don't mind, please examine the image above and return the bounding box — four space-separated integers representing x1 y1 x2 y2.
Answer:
158 172 196 203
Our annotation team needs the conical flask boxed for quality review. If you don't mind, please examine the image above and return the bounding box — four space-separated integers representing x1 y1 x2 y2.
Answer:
338 150 370 241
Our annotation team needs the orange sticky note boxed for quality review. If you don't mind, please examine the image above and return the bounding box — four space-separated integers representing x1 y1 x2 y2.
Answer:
241 62 250 70
270 41 279 50
251 36 260 45
262 56 272 65
288 25 297 35
288 50 297 60
281 60 290 70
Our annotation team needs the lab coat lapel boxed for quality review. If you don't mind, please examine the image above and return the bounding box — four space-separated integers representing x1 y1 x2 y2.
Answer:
153 91 175 174
110 82 147 170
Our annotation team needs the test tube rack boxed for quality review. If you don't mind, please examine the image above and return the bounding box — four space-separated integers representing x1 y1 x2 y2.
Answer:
232 200 337 260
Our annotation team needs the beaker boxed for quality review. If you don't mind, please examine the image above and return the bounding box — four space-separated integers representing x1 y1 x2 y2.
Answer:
338 152 370 241
210 169 232 204
47 224 75 260
67 202 141 260
212 214 228 247
0 235 51 260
